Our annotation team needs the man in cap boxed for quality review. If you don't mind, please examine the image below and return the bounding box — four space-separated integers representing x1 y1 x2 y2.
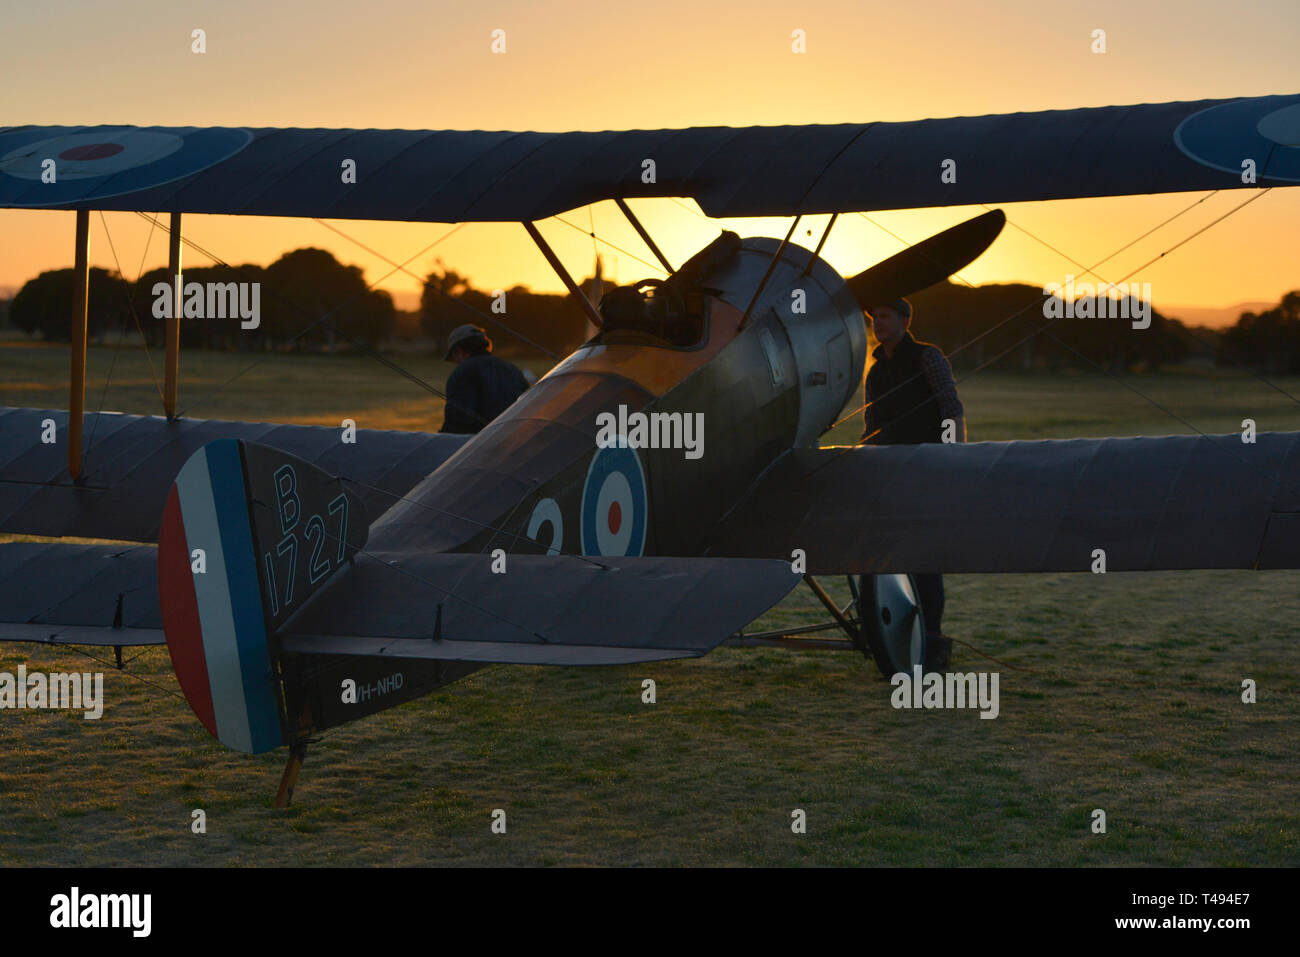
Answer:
439 324 530 434
860 297 965 672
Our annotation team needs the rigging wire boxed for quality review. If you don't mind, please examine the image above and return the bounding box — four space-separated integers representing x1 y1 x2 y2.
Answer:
96 212 165 403
37 216 597 579
980 197 1300 408
669 196 723 232
84 210 166 462
83 213 156 461
834 188 1276 431
94 214 648 671
983 192 1221 276
552 213 668 276
42 640 188 703
313 217 565 360
133 213 486 424
826 189 1283 492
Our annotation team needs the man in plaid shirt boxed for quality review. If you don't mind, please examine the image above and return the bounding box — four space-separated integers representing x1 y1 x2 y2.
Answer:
860 297 965 671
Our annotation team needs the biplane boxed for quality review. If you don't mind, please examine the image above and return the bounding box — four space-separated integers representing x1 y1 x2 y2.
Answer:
1 93 1298 804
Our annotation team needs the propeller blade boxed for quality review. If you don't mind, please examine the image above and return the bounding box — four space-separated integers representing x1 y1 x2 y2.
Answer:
847 209 1005 309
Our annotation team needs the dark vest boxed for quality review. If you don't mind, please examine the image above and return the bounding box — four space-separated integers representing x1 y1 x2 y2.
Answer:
864 332 944 445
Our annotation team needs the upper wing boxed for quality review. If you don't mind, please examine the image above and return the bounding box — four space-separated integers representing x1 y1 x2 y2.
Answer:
2 94 1296 221
705 433 1300 573
0 407 469 542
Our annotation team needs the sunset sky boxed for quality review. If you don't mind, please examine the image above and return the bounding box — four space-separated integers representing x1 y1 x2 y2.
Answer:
1 0 1296 323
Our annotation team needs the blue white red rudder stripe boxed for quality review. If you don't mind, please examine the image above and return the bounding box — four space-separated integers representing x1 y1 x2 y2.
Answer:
158 439 285 754
158 438 368 754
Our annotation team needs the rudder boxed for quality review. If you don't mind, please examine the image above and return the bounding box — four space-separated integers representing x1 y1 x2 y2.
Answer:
158 438 366 753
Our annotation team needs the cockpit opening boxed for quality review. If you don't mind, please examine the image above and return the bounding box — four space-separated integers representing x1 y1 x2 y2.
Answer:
594 230 742 350
597 280 709 348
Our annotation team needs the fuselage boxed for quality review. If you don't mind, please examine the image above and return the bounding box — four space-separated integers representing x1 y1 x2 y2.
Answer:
171 237 873 743
368 237 867 560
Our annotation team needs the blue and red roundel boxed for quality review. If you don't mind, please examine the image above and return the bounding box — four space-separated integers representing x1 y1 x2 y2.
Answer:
0 126 253 206
1174 95 1300 182
581 444 648 557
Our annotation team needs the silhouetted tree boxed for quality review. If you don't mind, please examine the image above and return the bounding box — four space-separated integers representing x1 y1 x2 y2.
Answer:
11 268 132 342
420 259 590 359
134 263 268 350
1220 291 1300 373
907 281 1187 372
263 248 391 351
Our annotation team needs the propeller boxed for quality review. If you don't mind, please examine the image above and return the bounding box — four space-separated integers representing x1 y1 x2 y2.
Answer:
846 209 1006 310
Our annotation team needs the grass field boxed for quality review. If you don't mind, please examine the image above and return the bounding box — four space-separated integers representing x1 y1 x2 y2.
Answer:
1 339 1298 866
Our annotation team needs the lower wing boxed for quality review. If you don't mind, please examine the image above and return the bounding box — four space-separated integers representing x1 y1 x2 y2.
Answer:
706 433 1300 573
0 407 469 543
0 542 162 645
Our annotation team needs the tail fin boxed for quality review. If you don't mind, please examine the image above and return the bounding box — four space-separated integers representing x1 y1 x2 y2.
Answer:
158 439 366 753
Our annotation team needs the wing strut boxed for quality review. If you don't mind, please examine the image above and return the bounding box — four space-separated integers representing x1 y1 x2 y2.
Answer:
614 198 674 273
69 209 89 481
801 213 839 277
724 575 864 651
164 212 182 419
522 220 604 329
740 215 802 328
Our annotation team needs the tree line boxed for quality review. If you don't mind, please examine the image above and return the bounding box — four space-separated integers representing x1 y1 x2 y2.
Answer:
7 248 397 351
4 246 1297 373
908 281 1192 372
908 282 1299 374
4 247 593 358
1217 292 1300 374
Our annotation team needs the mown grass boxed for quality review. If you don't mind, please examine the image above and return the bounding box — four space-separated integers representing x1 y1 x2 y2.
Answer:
0 341 1297 865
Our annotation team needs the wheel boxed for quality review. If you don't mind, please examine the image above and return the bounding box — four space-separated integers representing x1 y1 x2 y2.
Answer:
852 573 927 680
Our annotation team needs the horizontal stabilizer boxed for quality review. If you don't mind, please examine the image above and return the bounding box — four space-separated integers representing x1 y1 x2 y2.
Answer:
281 553 799 665
281 635 701 666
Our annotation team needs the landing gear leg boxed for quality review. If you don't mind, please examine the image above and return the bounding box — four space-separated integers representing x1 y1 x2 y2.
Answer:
802 574 866 650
